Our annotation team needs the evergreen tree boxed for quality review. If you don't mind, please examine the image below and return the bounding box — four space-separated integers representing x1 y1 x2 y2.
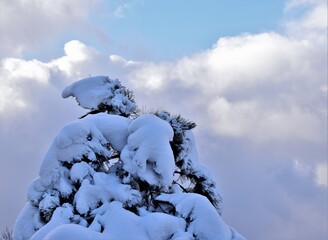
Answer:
13 76 245 240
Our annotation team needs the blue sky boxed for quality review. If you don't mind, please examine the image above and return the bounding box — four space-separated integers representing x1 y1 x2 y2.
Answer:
0 0 327 239
23 0 287 61
97 0 286 60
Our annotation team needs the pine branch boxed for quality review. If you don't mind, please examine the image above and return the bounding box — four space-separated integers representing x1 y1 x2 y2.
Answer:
1 228 12 240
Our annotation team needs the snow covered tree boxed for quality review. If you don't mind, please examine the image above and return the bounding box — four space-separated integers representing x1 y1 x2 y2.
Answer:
13 76 246 240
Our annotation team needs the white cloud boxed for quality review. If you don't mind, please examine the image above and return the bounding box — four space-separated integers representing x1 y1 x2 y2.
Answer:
0 0 102 58
2 59 50 84
285 0 327 46
207 97 323 142
63 40 93 61
0 39 132 113
127 32 321 92
112 0 143 18
0 58 50 112
285 0 326 10
125 30 326 143
48 40 101 76
301 3 327 29
316 163 328 186
109 55 138 65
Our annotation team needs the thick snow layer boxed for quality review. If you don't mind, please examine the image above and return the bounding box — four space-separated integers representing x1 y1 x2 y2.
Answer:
87 113 131 151
74 173 141 215
121 114 175 186
14 114 132 239
16 198 245 240
62 76 118 109
13 203 41 240
157 193 246 240
62 76 137 115
43 224 104 240
70 161 95 183
29 204 74 240
38 201 191 240
38 114 129 185
55 120 111 162
140 211 191 240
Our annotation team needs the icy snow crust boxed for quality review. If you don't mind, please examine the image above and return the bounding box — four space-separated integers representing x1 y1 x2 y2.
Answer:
13 76 245 240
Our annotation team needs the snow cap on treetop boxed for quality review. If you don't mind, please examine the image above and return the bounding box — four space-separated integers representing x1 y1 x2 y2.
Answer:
62 76 137 117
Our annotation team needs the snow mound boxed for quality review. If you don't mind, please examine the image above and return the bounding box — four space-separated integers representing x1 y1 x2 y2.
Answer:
34 201 191 240
16 197 245 240
74 173 141 215
157 193 246 240
43 224 104 240
39 113 130 183
121 114 175 186
12 203 40 240
30 204 74 240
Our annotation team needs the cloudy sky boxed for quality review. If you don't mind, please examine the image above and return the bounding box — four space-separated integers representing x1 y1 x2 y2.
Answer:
0 0 327 239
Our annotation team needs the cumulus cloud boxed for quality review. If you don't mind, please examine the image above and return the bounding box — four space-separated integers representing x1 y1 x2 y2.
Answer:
0 0 102 58
285 0 327 44
0 58 50 111
0 40 130 113
125 31 326 144
207 97 323 142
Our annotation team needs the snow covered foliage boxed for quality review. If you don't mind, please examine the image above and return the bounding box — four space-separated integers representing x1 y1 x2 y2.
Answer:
155 111 223 214
62 76 137 117
13 76 246 240
121 114 175 187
